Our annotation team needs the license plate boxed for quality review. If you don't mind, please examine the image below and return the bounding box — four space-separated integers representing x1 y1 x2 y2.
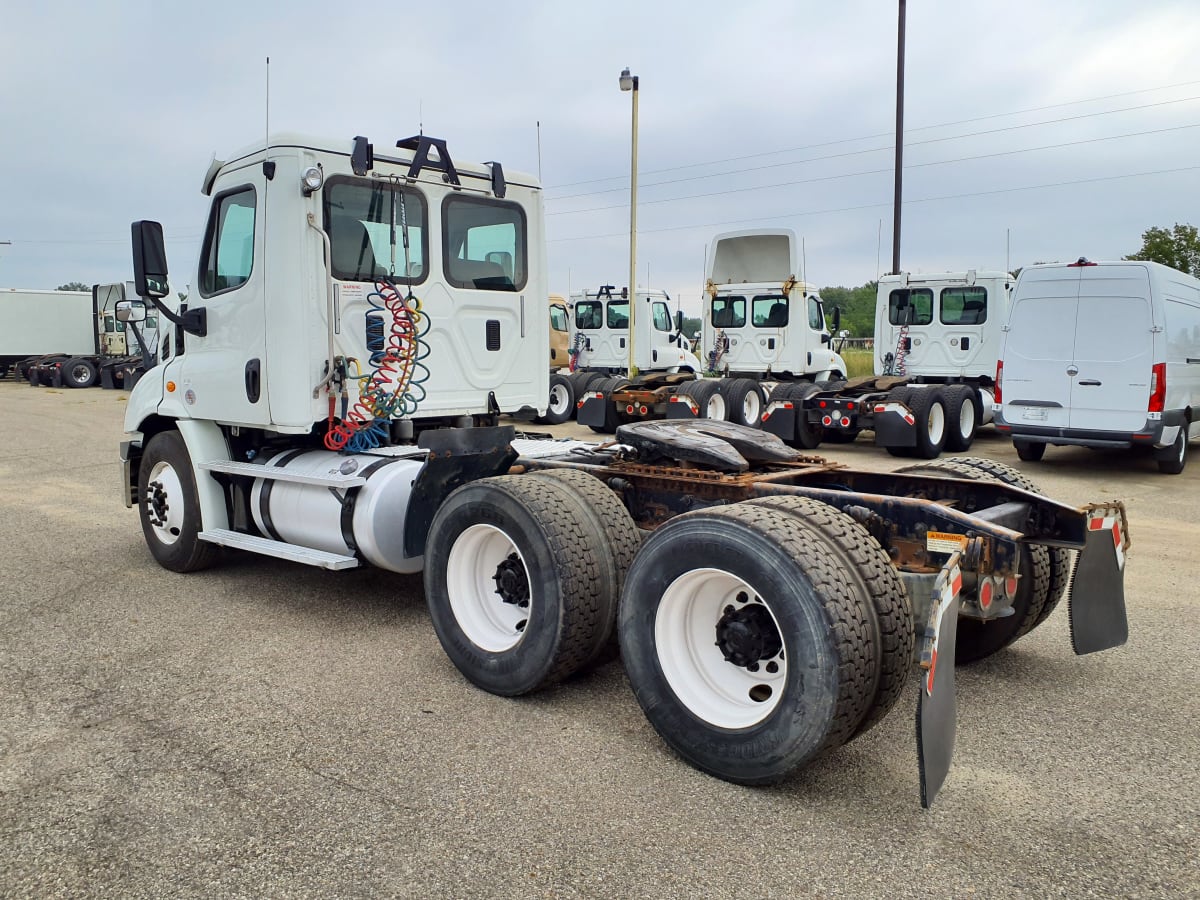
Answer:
1021 407 1048 421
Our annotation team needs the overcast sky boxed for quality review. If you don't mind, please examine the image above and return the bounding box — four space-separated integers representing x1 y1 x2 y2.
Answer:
2 0 1198 314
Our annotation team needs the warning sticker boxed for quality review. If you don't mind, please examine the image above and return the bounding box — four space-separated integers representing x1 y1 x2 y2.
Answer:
926 531 968 554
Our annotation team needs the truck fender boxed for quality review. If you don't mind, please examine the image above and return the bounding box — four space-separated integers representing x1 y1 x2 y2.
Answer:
174 419 232 533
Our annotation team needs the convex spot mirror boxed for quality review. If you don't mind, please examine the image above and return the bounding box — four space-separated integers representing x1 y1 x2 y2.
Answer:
115 300 147 323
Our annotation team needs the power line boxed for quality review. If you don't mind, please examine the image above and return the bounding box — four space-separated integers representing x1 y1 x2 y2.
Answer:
547 165 1200 243
546 94 1200 201
545 77 1200 191
547 122 1200 217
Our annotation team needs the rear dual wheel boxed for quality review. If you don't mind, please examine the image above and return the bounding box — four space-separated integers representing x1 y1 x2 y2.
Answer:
676 379 727 421
718 378 766 428
424 472 639 695
618 501 910 784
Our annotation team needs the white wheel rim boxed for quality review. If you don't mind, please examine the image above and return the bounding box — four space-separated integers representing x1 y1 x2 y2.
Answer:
927 402 946 445
707 393 727 420
144 460 186 546
69 364 91 384
548 383 571 416
957 397 974 440
445 524 530 652
742 389 762 424
654 568 787 728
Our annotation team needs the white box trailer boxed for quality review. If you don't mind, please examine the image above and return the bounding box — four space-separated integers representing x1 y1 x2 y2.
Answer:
995 259 1200 473
0 288 96 377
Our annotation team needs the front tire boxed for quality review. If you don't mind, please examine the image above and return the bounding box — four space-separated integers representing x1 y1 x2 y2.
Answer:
618 504 879 784
138 431 220 573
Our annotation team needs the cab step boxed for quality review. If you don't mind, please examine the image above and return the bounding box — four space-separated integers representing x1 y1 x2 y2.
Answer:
198 528 359 570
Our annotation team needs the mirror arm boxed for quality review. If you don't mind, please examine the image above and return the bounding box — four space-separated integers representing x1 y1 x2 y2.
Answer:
142 295 207 337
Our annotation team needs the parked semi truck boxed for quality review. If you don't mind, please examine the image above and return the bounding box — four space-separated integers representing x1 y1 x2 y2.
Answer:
8 282 158 388
117 130 1129 807
577 231 849 432
763 270 1011 457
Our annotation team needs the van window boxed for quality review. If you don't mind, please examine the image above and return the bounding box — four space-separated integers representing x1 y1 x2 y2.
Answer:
550 304 569 333
199 186 256 296
575 300 602 330
652 302 672 332
443 195 527 291
712 296 745 329
607 298 629 329
889 288 932 326
326 178 427 283
752 295 789 327
941 286 988 325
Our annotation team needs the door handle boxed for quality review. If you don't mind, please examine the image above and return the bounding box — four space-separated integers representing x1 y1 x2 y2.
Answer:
1078 379 1102 386
244 358 261 403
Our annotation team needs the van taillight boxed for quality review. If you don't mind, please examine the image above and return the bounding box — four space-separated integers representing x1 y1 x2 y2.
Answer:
994 359 1004 404
1149 362 1166 412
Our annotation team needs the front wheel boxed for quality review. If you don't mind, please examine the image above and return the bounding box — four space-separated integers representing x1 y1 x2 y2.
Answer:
618 504 879 785
138 431 220 573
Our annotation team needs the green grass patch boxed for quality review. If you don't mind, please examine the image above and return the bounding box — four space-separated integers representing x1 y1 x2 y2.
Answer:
840 347 874 378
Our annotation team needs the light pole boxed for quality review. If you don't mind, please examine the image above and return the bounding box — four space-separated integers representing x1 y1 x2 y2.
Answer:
620 67 639 377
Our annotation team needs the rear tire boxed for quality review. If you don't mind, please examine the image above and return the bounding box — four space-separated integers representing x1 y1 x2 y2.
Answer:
138 431 221 573
618 504 879 784
941 385 978 452
906 388 948 459
1156 427 1188 474
536 373 575 425
897 457 1061 662
720 378 766 428
784 382 823 450
1015 440 1046 462
745 496 913 738
679 379 727 421
424 476 615 695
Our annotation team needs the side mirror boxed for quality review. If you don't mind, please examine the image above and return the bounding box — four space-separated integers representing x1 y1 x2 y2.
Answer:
830 306 842 333
675 310 684 332
115 300 147 323
132 221 170 299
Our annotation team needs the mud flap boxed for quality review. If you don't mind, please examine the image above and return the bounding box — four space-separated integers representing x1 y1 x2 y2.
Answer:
916 552 962 809
1068 508 1129 655
760 403 795 442
872 405 917 448
576 393 609 429
665 395 701 419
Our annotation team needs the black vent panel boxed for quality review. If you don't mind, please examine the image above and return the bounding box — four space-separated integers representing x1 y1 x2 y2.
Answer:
486 320 501 351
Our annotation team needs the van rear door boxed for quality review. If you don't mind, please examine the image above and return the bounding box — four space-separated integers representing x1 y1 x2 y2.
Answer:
1001 267 1079 430
1070 265 1153 432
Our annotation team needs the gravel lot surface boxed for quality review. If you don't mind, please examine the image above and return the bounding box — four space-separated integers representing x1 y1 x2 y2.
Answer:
1 380 1197 898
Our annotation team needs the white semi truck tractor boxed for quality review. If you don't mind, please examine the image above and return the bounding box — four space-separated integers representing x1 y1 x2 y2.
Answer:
118 131 1130 808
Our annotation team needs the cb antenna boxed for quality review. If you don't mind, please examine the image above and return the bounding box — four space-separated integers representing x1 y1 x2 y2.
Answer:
262 57 275 178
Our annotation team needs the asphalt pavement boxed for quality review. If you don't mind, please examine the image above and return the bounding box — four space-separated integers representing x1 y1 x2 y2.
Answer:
0 380 1196 898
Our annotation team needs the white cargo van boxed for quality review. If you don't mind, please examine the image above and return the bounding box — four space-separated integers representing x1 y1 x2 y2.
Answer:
995 259 1200 474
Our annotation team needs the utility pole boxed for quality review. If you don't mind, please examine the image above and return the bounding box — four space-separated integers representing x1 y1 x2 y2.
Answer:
891 0 907 275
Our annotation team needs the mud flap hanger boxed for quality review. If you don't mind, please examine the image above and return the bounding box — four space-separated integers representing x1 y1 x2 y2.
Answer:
916 505 1129 808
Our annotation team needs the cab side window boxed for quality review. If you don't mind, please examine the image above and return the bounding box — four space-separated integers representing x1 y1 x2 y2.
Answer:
652 302 672 332
807 295 823 330
199 187 256 296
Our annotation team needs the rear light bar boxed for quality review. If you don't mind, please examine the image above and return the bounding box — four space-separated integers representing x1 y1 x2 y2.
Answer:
1067 257 1098 267
994 359 1004 405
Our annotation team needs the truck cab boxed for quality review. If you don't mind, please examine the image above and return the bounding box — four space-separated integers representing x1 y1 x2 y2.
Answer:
702 229 843 380
569 285 700 374
875 271 1012 380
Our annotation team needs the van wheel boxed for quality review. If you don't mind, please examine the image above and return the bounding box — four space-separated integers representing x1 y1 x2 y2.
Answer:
424 476 615 694
618 504 879 784
1015 440 1046 462
942 386 978 452
536 374 575 425
1157 428 1188 474
907 388 948 458
138 431 221 573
